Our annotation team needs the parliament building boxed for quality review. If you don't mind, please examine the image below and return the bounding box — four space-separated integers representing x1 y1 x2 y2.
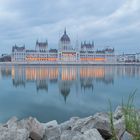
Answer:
12 29 115 63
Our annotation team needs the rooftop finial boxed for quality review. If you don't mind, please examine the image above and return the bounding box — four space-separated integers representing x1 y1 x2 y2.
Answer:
64 28 66 34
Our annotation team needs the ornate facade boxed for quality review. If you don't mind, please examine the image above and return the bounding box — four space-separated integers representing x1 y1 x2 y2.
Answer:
58 29 79 62
12 29 115 63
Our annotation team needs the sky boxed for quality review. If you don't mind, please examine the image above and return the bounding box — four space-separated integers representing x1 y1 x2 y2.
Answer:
0 0 140 55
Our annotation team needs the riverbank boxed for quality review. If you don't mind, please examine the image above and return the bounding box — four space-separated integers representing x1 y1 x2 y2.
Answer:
0 106 135 140
0 61 140 66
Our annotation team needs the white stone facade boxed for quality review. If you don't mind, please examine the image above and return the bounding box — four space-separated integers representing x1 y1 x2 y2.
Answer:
136 53 140 62
117 54 136 62
12 30 116 63
12 45 26 62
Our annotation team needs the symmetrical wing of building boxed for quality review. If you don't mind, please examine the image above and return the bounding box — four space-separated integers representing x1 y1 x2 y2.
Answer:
12 29 116 63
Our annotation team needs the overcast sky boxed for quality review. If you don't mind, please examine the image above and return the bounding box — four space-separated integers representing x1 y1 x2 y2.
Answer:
0 0 140 55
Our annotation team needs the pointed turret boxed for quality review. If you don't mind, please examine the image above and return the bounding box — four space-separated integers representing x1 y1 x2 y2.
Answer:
46 40 48 45
75 35 79 51
64 28 66 35
92 41 94 47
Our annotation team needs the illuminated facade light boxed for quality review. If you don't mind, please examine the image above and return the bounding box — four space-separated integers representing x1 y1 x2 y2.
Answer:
12 30 115 63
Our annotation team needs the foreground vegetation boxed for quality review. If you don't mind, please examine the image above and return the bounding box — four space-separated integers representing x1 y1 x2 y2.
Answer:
109 91 140 140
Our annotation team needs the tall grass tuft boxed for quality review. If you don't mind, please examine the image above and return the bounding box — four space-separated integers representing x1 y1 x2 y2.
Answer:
109 90 140 140
109 100 118 140
122 90 140 139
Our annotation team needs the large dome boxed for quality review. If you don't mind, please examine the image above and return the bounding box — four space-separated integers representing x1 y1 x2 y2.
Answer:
60 29 70 42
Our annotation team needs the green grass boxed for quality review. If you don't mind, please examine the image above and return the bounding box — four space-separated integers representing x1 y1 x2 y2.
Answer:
122 91 140 139
109 90 140 140
109 100 118 140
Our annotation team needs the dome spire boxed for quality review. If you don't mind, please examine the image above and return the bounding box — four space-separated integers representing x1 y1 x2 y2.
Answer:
60 28 70 42
64 28 66 35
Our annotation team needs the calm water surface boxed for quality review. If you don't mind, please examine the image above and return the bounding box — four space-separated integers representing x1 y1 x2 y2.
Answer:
0 65 140 123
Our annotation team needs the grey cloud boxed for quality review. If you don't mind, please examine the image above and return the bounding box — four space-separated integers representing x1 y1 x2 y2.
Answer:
0 0 140 54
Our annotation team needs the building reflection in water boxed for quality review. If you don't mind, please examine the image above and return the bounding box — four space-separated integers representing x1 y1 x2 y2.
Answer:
80 67 105 91
59 81 71 103
59 66 78 102
12 66 26 87
0 66 12 78
1 65 140 102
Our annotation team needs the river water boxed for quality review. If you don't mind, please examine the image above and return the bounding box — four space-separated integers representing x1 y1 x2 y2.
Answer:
0 65 140 123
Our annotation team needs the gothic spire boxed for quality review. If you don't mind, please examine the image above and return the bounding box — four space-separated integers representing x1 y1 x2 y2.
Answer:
64 28 66 35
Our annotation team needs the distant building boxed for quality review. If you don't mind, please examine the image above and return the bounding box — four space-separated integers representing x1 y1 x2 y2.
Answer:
58 29 79 62
117 53 136 62
12 29 116 63
36 40 48 52
125 54 136 62
59 29 72 51
81 41 94 52
0 54 11 62
12 45 26 62
136 53 140 62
